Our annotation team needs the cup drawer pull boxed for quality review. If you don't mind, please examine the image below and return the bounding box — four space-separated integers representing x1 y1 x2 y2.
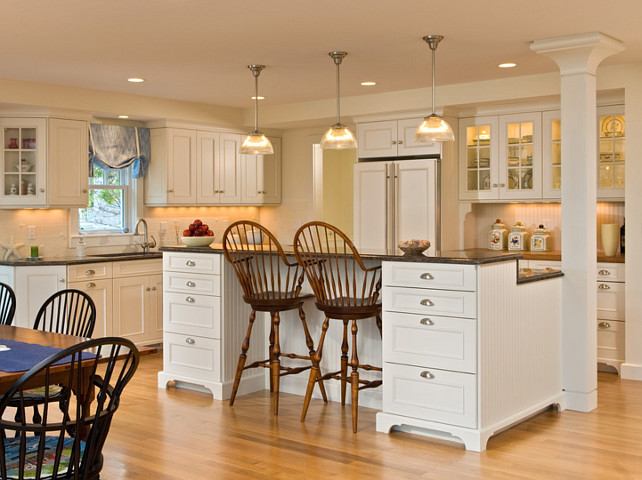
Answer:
86 282 96 288
85 269 95 276
419 318 434 326
185 337 196 345
598 322 611 329
420 371 435 380
186 260 196 267
186 281 196 287
598 284 611 290
598 269 611 276
420 299 434 307
186 296 195 303
420 273 434 280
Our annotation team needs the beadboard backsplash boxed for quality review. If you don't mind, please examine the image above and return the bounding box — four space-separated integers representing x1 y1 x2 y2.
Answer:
469 202 625 251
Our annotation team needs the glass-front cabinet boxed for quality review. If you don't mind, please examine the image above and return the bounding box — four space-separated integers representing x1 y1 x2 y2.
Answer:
498 113 541 200
0 118 47 207
598 106 625 199
542 111 561 199
458 116 499 201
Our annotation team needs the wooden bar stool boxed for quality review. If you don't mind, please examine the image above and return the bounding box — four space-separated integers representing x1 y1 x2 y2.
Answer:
293 221 382 432
222 220 327 415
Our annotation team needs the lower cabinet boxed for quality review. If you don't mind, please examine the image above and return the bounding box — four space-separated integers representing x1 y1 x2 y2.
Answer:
10 266 67 328
158 251 264 399
69 278 113 338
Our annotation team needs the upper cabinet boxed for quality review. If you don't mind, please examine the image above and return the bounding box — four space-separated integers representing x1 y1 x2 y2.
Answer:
241 136 281 204
357 118 441 159
146 127 280 207
0 117 88 209
542 111 561 199
459 116 498 201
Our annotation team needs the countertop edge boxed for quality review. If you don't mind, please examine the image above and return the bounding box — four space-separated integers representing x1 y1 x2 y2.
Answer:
517 271 565 284
0 252 163 266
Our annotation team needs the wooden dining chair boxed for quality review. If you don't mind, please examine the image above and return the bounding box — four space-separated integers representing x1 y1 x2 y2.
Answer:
293 221 383 433
33 289 96 338
0 282 16 326
222 220 327 414
0 336 140 480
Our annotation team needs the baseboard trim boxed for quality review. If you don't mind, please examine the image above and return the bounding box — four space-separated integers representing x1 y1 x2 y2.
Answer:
620 363 642 381
564 389 597 412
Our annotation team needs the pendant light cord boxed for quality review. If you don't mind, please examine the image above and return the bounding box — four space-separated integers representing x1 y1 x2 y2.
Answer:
336 60 341 125
254 72 259 132
431 47 436 116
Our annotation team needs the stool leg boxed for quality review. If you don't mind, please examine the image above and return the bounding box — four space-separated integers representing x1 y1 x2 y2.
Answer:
341 319 349 406
230 309 256 406
376 314 383 339
301 316 330 423
298 305 327 403
269 318 276 393
271 311 281 415
350 319 360 433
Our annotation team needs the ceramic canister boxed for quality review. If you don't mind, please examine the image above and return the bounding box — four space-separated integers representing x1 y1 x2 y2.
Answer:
508 221 529 251
488 219 508 250
530 224 551 252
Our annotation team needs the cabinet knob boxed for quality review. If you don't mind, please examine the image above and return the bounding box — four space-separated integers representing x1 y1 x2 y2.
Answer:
168 188 175 193
186 296 195 303
392 140 397 145
598 269 611 276
186 337 196 345
146 287 151 291
186 281 196 287
420 298 434 307
397 140 403 144
40 188 45 193
59 278 66 283
186 260 196 266
598 283 611 290
500 183 506 187
82 189 87 193
492 183 499 188
419 371 435 380
86 282 96 288
419 272 434 280
419 317 434 326
598 322 611 329
85 269 95 276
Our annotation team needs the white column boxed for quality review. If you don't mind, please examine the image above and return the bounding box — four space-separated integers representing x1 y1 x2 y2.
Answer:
531 33 624 412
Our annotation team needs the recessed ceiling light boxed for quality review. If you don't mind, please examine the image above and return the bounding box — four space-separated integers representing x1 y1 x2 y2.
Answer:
251 96 265 100
498 63 517 68
127 77 145 83
361 81 376 86
118 115 129 119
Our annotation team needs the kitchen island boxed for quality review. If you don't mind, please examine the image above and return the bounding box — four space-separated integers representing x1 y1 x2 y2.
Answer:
159 245 563 451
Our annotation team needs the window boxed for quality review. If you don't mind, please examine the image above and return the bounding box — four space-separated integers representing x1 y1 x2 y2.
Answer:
78 165 131 234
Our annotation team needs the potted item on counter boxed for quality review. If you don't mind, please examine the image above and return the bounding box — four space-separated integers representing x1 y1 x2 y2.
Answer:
508 221 529 251
488 219 508 250
530 224 552 252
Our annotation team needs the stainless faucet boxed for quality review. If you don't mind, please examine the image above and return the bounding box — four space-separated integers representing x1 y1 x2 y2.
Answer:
134 218 157 253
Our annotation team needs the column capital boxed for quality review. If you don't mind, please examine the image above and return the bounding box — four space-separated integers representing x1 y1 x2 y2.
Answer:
530 32 624 76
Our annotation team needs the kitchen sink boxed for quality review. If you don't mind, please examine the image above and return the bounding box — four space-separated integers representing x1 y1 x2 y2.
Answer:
88 252 161 258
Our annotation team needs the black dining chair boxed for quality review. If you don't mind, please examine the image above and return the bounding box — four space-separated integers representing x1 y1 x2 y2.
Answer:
0 337 140 480
0 282 16 326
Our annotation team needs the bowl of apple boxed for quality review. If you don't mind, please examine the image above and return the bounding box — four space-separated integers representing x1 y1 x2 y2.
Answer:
182 219 215 247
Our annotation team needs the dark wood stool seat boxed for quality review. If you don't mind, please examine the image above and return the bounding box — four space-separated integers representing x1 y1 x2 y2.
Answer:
294 221 383 433
223 221 327 415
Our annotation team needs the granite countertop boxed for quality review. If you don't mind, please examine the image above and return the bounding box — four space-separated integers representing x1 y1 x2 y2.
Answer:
160 245 522 265
0 251 162 266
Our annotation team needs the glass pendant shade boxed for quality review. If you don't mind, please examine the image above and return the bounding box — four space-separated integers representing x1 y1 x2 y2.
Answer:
414 114 455 142
321 51 357 150
320 123 358 149
240 64 274 155
240 131 274 155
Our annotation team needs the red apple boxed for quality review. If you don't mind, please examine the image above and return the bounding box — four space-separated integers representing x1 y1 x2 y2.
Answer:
194 229 203 236
194 219 203 227
189 223 196 232
201 224 209 231
182 229 192 237
206 230 214 236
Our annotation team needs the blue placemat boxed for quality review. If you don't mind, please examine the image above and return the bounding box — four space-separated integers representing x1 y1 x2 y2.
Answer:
0 339 94 373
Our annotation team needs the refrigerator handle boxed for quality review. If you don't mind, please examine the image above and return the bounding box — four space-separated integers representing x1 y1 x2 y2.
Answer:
385 163 390 251
392 162 399 249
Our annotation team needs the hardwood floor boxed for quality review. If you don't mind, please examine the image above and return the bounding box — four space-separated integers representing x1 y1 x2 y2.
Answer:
103 353 642 479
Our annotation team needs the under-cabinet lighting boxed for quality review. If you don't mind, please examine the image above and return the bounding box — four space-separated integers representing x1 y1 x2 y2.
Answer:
498 63 517 68
250 96 265 100
127 77 145 83
361 81 376 86
118 115 129 119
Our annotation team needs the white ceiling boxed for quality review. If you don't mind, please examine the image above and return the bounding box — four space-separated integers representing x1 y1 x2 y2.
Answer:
2 0 641 110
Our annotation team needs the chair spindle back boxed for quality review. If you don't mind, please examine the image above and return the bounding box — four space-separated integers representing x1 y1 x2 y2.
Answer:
33 289 96 337
0 282 16 326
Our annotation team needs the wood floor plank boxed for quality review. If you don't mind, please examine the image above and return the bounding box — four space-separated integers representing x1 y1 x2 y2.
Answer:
100 353 642 479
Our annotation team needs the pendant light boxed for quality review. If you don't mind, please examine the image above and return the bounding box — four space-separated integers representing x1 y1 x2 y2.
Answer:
320 51 357 150
414 35 455 143
240 64 274 155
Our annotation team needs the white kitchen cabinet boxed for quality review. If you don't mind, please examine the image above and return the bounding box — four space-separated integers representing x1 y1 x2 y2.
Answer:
542 111 562 199
597 106 625 199
353 158 438 253
241 136 281 204
158 251 263 399
377 260 563 451
12 266 67 329
460 112 542 201
47 118 89 207
196 132 243 205
358 118 441 159
596 262 625 372
1 118 47 207
67 262 114 338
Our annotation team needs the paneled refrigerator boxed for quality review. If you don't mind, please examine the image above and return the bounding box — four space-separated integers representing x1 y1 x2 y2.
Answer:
353 158 440 255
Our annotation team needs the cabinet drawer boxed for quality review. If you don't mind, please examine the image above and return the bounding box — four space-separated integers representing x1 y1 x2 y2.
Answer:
384 286 476 319
163 332 221 382
164 252 221 275
383 311 476 373
383 362 477 428
164 292 220 338
67 262 112 282
383 262 476 292
597 319 625 362
164 271 220 296
596 281 624 321
112 258 162 277
597 263 624 282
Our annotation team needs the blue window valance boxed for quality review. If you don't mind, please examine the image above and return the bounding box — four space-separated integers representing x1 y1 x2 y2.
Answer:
89 124 150 178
